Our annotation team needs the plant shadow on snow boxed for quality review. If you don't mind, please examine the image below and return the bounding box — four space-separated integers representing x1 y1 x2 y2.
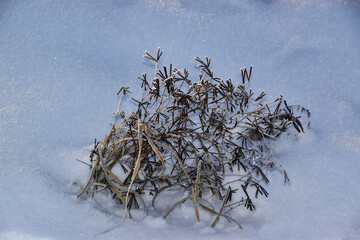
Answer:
73 48 310 232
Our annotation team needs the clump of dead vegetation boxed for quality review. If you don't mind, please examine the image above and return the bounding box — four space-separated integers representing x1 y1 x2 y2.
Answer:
77 48 310 229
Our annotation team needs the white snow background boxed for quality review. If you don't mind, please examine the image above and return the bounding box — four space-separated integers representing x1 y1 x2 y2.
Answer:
1 0 360 239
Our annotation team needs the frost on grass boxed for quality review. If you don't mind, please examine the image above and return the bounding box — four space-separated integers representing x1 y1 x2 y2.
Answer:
77 48 310 228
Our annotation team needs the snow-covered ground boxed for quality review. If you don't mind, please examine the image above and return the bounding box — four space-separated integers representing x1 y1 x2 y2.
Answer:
1 0 360 239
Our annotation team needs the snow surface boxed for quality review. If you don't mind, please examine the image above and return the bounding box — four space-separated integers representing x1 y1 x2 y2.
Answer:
1 0 360 239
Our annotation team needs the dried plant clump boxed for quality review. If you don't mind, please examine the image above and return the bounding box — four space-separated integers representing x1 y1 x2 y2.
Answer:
78 48 310 229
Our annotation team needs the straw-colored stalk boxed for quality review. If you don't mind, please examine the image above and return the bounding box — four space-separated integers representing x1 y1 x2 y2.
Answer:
123 119 143 219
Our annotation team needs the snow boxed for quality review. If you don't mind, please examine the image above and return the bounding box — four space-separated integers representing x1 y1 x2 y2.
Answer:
1 0 360 239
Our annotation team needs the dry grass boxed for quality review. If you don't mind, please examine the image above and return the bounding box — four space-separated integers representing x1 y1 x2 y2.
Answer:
78 48 310 229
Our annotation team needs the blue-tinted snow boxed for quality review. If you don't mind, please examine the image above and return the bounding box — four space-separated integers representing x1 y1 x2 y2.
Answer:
0 0 359 239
